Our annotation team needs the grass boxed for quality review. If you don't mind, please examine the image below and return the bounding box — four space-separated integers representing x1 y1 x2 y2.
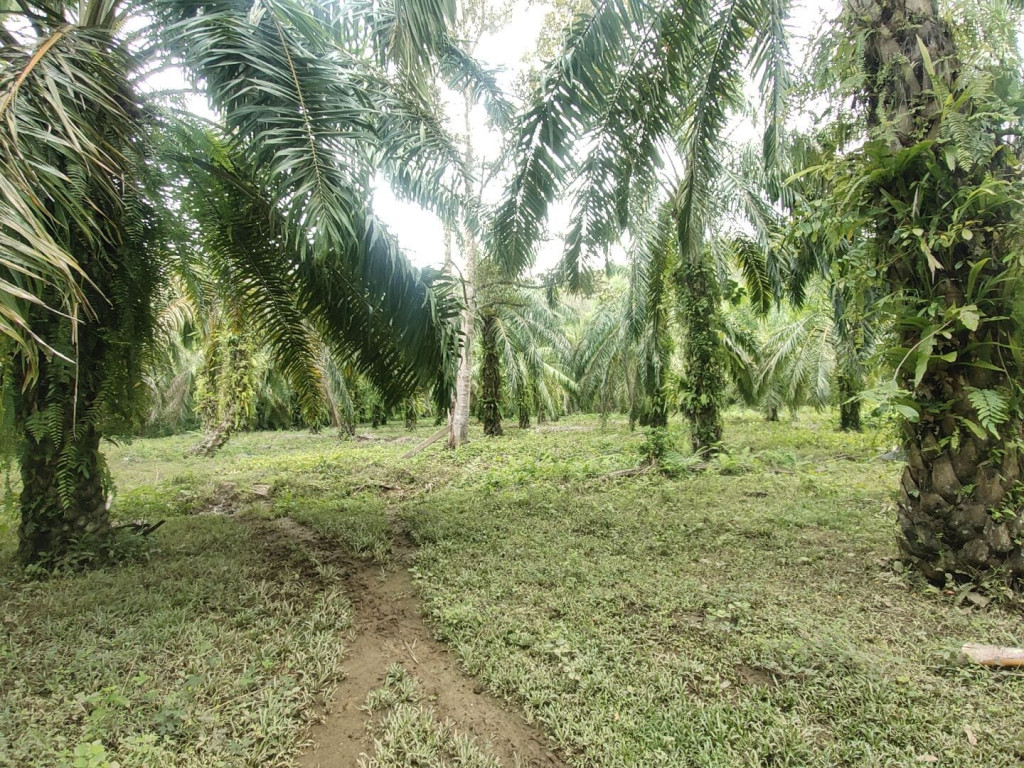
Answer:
1 410 1023 766
0 515 351 767
360 665 501 768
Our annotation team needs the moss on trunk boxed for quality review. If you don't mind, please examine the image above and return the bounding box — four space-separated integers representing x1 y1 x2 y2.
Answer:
480 311 503 437
678 255 724 455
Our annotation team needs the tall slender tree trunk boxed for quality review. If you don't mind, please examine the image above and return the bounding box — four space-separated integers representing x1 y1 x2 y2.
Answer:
480 310 503 436
678 255 724 455
849 0 1024 580
448 232 476 448
448 92 480 449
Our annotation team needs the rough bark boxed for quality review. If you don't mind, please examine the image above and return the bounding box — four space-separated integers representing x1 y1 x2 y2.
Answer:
13 282 117 565
645 373 669 428
189 419 233 457
480 311 503 436
849 0 1024 581
518 402 530 429
16 372 109 565
8 31 156 567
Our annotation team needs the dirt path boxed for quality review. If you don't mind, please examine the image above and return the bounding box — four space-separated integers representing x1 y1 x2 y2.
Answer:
273 518 565 768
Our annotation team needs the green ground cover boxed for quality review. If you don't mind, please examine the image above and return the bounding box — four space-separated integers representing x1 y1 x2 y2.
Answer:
1 411 1022 766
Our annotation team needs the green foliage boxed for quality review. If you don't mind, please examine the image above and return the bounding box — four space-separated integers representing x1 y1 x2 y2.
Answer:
193 330 258 433
361 666 503 768
2 0 474 560
965 387 1010 438
638 427 672 465
795 4 1024 447
490 0 791 284
7 412 1019 766
0 516 351 767
677 254 726 453
487 286 575 427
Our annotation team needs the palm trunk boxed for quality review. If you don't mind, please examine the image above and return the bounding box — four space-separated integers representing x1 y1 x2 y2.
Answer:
647 387 668 429
837 372 861 432
678 255 724 455
518 396 531 429
14 305 111 566
192 333 253 456
849 0 1024 580
189 419 233 457
480 311 503 436
16 388 109 566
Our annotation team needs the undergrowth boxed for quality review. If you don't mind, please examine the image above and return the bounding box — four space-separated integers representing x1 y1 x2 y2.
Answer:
1 411 1021 766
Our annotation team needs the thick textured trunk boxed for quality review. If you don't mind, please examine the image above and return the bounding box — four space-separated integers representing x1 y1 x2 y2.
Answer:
646 391 668 429
193 334 254 456
404 401 417 431
839 398 861 433
372 403 387 428
189 419 233 457
17 405 108 566
765 405 779 422
479 311 503 436
14 316 111 566
678 256 724 455
849 0 1024 581
837 372 862 432
8 43 156 568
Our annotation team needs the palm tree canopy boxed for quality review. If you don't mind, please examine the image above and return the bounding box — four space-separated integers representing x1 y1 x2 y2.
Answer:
1 0 473 407
489 0 791 285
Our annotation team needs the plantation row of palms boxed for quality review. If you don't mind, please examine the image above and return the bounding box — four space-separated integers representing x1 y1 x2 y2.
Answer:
137 268 863 439
3 0 1024 584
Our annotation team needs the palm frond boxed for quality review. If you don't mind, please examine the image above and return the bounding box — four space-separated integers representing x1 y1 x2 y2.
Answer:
488 0 646 276
0 22 143 369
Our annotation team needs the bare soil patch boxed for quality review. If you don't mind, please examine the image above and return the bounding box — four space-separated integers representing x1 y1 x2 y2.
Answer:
270 518 564 768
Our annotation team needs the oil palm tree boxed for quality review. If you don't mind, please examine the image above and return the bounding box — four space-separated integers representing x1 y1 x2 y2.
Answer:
570 270 662 425
802 0 1024 581
490 0 790 452
1 0 472 565
485 286 575 431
